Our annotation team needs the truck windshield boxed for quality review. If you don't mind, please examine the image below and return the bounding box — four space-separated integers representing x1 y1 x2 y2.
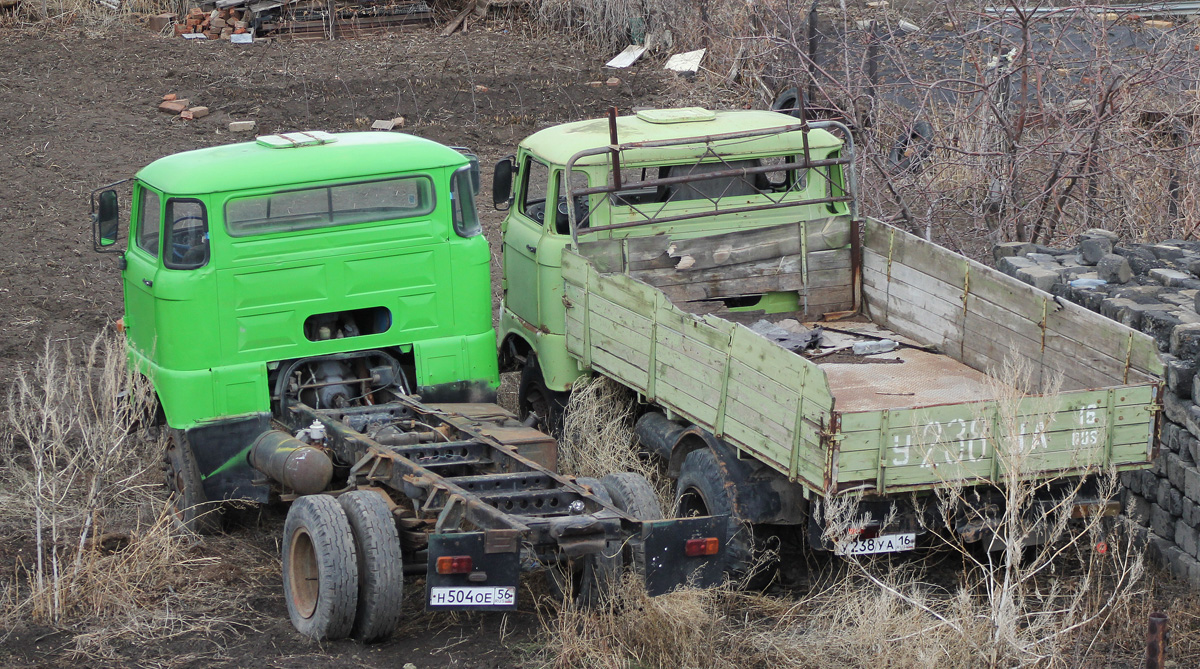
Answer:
224 176 435 237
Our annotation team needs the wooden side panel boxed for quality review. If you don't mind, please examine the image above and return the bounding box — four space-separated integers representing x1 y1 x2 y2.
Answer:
577 220 856 319
861 220 1162 388
836 385 1158 490
562 248 835 489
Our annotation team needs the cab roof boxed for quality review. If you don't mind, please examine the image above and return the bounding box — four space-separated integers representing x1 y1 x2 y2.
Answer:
520 109 844 166
136 131 469 196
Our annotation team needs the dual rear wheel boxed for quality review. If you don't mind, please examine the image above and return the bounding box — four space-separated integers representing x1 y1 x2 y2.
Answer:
282 491 404 641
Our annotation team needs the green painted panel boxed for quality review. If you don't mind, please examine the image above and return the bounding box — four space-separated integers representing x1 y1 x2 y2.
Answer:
590 348 648 395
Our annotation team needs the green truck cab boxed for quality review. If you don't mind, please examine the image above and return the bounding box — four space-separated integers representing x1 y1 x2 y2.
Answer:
495 109 1162 568
93 131 497 507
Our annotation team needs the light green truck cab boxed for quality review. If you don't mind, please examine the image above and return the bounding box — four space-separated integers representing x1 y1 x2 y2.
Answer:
495 108 848 398
495 109 1163 564
93 131 496 507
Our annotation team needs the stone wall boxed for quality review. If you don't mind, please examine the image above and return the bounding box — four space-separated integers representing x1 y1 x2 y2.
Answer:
996 230 1200 585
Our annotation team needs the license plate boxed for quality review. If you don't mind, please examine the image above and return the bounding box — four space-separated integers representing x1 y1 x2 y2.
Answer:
428 586 516 607
835 532 916 556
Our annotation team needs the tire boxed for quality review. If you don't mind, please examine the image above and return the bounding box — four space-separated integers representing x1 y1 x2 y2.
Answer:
283 495 359 641
163 429 221 535
675 449 775 587
339 491 404 642
600 472 663 520
887 120 935 174
549 477 623 607
518 354 570 438
771 86 805 119
575 477 613 506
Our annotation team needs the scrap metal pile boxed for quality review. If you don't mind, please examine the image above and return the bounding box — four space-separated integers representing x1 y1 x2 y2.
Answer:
167 0 432 41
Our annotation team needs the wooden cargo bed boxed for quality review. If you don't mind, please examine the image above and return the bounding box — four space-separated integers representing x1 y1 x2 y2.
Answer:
809 322 1003 412
561 218 1162 494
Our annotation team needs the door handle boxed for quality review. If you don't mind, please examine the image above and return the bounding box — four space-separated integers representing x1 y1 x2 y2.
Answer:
143 278 153 287
526 244 537 254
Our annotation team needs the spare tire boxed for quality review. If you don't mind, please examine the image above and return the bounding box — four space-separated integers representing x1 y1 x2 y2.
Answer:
887 120 935 174
771 87 806 119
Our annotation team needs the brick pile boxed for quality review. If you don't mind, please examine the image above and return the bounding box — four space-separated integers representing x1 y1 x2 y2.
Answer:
174 6 251 39
158 93 210 121
996 231 1200 586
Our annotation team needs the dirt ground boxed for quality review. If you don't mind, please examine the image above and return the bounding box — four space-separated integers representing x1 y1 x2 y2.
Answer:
0 23 734 668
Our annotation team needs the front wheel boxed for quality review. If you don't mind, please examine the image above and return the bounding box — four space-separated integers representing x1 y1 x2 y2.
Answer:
517 354 570 438
163 429 221 535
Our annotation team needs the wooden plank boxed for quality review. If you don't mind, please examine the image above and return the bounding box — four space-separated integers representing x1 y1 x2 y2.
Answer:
587 293 653 337
863 257 1128 391
590 348 647 395
654 345 724 393
864 220 1161 377
654 325 727 374
657 271 806 303
621 219 852 272
580 316 651 372
634 250 849 288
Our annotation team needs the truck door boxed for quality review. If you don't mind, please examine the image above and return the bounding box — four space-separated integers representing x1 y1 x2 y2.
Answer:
123 184 161 359
502 155 551 329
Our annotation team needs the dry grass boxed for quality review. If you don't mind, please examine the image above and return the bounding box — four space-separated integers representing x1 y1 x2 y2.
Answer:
558 375 672 509
0 332 255 663
539 357 1167 668
1 0 178 32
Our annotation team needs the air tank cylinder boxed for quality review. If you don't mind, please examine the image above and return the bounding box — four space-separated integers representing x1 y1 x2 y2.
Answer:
249 430 334 495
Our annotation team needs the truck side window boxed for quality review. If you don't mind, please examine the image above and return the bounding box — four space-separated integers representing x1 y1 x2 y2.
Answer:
518 157 550 226
164 199 209 270
554 169 590 235
136 189 161 257
451 165 482 238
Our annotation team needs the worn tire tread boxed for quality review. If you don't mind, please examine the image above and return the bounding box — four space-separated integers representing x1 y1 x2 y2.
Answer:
339 491 404 642
600 472 663 521
282 495 359 640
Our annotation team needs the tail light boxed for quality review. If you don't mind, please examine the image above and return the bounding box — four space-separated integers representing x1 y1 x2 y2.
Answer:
685 537 719 557
436 555 473 574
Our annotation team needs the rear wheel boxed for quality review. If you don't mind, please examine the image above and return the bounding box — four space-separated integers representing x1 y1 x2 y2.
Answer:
339 491 404 642
163 429 221 535
601 472 663 520
283 495 359 640
675 449 776 588
518 354 570 437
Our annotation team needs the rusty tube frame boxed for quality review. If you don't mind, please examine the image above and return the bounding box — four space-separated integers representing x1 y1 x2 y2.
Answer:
565 119 860 248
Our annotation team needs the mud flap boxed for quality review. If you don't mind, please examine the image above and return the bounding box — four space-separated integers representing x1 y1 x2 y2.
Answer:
426 532 520 611
186 412 271 503
636 516 728 596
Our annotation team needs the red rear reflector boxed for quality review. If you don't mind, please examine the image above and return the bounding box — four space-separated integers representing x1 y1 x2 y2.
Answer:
436 555 473 574
685 537 719 557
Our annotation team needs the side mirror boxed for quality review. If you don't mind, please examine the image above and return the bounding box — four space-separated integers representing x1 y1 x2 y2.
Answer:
93 189 121 251
493 156 514 210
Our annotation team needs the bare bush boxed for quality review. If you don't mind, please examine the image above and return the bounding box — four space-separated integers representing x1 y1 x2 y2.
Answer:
0 333 246 659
